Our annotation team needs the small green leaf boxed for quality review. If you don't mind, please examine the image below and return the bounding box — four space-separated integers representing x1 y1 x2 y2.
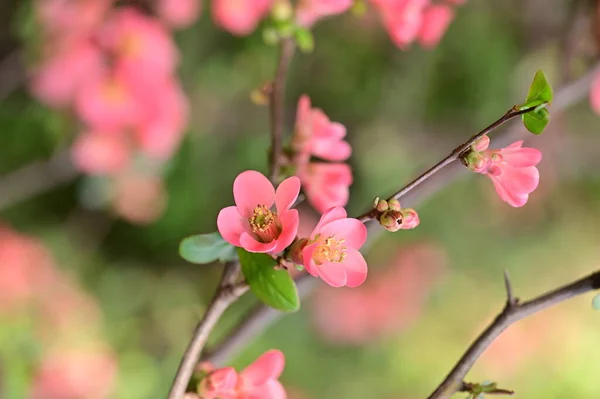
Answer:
523 69 553 108
238 248 300 312
592 293 600 310
522 107 549 135
295 28 314 53
179 233 236 264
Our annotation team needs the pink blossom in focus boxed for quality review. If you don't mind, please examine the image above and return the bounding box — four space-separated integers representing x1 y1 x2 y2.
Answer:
297 207 368 288
29 40 103 108
212 0 273 36
590 72 600 115
298 162 352 214
467 136 542 207
71 131 130 175
98 7 179 75
296 0 353 27
30 347 117 399
75 65 144 131
156 0 202 28
417 5 454 48
217 171 300 254
112 173 167 224
293 95 351 162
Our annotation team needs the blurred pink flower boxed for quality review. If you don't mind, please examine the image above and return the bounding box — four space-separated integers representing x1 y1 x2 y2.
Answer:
293 95 351 163
590 72 600 115
417 5 454 48
29 40 103 108
311 243 446 344
218 171 300 254
297 162 352 214
297 206 368 287
35 0 113 38
75 65 144 131
467 136 542 207
296 0 353 27
98 7 179 75
71 131 130 175
112 173 167 224
373 0 429 49
156 0 202 28
31 347 117 399
212 0 273 36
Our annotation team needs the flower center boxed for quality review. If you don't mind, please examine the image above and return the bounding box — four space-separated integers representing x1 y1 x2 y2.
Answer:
249 205 281 243
314 235 346 264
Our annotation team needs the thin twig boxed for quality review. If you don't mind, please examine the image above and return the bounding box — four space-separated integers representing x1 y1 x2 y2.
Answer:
268 39 296 183
167 262 249 399
198 63 600 368
427 270 600 399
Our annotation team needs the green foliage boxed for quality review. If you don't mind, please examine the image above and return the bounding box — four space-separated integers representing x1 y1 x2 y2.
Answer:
179 233 237 264
237 248 300 312
521 70 553 135
295 28 315 53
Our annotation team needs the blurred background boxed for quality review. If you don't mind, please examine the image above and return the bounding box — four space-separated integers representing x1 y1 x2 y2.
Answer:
2 0 600 398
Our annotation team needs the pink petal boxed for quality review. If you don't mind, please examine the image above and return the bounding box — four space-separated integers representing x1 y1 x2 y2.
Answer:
499 147 542 167
591 73 600 114
233 171 275 218
311 206 347 236
342 248 368 288
217 206 247 247
275 176 301 213
311 138 352 162
497 165 540 195
318 262 348 288
209 367 239 391
417 5 454 49
239 233 278 253
489 175 529 207
318 218 368 249
241 350 285 386
242 380 287 399
272 210 299 253
302 243 320 277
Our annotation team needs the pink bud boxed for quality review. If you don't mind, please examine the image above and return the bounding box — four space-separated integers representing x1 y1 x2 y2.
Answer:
471 135 490 152
379 210 403 232
400 208 420 229
375 199 389 212
387 199 401 211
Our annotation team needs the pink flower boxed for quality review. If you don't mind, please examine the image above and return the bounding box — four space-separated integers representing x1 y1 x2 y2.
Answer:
71 131 130 175
296 0 353 27
74 65 144 131
293 95 351 162
237 349 286 399
590 72 600 115
29 40 103 108
467 136 542 207
417 5 454 48
98 7 179 75
156 0 202 28
112 173 167 224
298 162 352 213
35 0 113 38
199 367 238 399
298 207 368 287
373 0 429 49
212 0 273 36
217 171 300 254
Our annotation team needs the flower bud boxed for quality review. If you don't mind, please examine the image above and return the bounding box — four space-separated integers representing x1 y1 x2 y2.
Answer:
287 238 308 265
463 151 490 174
471 135 490 152
400 208 420 229
379 210 403 232
375 199 389 212
387 199 401 211
271 0 293 22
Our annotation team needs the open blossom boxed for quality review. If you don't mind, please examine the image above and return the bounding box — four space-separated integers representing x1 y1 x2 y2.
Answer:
217 171 300 253
466 135 542 207
296 0 353 27
293 95 351 162
199 350 286 399
212 0 273 36
292 207 368 287
298 162 352 214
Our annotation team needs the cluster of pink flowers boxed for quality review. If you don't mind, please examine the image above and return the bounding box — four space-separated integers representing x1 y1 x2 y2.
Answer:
217 170 368 287
29 0 200 223
311 243 446 344
0 223 117 399
371 0 466 49
185 350 286 399
465 135 542 207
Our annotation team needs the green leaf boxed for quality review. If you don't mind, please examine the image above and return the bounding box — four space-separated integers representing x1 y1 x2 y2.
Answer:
522 69 553 109
238 248 300 312
592 293 600 310
179 233 236 264
522 107 549 135
295 28 314 53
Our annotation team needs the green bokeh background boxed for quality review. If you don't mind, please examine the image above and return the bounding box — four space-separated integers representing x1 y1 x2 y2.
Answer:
2 0 600 398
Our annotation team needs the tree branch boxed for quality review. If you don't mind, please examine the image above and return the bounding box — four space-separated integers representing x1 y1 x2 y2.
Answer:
427 270 600 399
268 38 296 183
167 262 249 399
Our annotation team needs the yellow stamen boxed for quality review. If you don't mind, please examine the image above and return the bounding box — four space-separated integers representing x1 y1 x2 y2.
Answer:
248 205 280 243
314 235 346 264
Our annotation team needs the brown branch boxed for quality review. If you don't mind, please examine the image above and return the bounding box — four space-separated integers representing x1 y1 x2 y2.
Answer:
167 262 249 399
198 63 600 368
427 270 600 399
268 38 296 183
